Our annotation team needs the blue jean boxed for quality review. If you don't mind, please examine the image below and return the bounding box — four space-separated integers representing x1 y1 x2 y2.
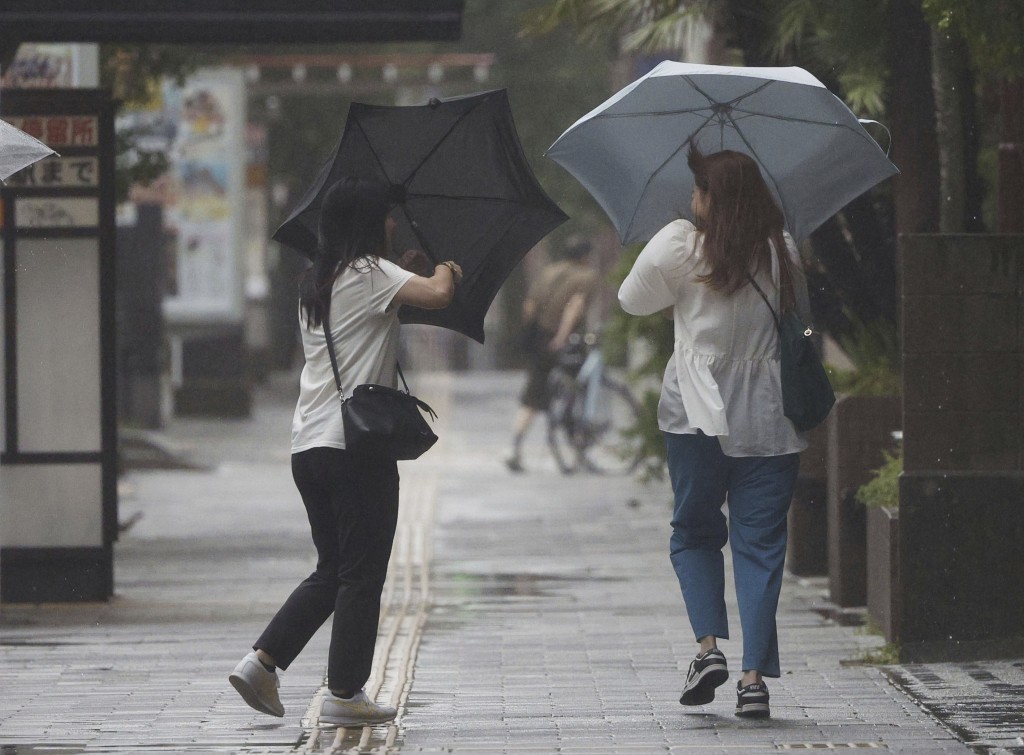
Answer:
665 431 799 678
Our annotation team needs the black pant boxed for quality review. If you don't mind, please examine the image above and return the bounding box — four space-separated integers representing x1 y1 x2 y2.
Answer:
519 326 558 410
255 447 399 692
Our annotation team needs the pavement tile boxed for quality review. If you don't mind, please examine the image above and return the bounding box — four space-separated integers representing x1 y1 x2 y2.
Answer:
0 371 1002 754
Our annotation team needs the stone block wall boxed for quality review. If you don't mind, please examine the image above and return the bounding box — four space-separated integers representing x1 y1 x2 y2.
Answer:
900 234 1024 661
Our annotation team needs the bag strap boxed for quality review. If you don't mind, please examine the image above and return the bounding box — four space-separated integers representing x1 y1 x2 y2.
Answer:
321 303 411 403
322 314 347 402
746 274 781 331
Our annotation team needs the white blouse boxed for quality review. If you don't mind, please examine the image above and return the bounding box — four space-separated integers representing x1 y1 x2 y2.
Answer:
618 219 810 457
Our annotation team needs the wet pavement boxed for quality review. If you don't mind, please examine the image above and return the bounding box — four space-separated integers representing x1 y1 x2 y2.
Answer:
0 370 1020 753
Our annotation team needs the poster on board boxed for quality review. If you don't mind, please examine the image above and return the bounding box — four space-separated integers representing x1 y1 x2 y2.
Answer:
162 68 246 325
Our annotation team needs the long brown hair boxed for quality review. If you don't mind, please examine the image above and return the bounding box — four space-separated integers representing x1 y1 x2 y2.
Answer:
687 145 795 310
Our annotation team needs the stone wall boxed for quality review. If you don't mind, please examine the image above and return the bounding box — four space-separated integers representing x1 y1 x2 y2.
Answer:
900 234 1024 661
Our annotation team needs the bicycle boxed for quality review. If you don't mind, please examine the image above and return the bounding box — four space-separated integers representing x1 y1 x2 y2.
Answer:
545 333 643 475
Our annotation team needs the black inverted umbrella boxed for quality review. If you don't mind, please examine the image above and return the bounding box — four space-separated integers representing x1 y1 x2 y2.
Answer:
273 89 568 343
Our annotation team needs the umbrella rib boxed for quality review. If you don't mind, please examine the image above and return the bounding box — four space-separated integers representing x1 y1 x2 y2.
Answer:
731 107 888 151
353 118 396 184
402 98 490 187
351 96 491 188
731 108 858 130
723 79 775 108
589 105 712 120
622 109 720 241
681 75 716 109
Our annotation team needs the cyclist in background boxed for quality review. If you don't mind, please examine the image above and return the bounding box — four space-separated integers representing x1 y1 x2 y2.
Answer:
505 235 599 473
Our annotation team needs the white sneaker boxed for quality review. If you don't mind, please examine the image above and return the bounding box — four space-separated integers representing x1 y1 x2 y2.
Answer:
228 651 285 717
319 690 397 727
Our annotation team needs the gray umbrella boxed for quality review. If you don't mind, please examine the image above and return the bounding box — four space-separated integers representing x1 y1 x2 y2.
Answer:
547 61 898 245
0 118 56 182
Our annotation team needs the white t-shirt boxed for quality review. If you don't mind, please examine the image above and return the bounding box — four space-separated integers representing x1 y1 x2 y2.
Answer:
291 256 415 454
618 219 810 458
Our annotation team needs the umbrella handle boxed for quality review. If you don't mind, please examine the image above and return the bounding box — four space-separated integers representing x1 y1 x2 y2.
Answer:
406 216 437 262
858 119 893 157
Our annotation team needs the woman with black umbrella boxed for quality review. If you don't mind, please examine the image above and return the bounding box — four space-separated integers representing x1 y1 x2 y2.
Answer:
229 176 461 727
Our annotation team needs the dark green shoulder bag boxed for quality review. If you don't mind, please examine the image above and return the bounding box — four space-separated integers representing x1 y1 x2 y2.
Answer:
748 275 836 432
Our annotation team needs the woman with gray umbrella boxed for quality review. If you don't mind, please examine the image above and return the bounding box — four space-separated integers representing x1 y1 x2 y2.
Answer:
618 146 813 719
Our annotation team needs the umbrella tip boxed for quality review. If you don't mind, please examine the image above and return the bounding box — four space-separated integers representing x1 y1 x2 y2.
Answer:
428 97 442 108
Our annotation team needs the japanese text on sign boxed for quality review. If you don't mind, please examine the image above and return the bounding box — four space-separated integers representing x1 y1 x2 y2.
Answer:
5 157 98 188
15 197 99 228
5 116 98 147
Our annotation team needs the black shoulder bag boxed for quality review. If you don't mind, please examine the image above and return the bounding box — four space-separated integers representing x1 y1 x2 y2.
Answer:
322 317 438 460
748 275 836 432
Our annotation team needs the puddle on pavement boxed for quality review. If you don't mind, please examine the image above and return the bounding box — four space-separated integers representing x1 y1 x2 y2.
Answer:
445 571 625 601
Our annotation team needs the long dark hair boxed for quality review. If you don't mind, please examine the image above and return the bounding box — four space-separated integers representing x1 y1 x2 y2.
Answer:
299 176 391 328
687 145 795 310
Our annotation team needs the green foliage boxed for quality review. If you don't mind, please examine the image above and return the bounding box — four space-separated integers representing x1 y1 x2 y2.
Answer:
522 0 718 53
921 0 1024 77
524 0 896 117
101 45 203 203
768 0 817 59
625 388 671 481
766 0 890 118
860 642 900 665
101 45 198 103
114 130 170 205
825 316 901 397
836 67 888 119
855 447 902 509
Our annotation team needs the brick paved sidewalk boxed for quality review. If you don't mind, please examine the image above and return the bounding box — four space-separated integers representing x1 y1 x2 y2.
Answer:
0 370 1003 753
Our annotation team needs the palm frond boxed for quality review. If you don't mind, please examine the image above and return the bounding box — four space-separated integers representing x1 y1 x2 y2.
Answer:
523 0 721 52
767 0 818 61
519 0 586 37
838 68 887 118
620 5 709 53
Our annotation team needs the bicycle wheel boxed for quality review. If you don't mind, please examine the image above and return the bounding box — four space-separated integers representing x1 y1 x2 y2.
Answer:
546 372 582 474
577 375 642 475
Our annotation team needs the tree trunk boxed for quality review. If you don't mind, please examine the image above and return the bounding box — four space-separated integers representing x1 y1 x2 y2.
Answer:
930 27 968 232
887 0 940 235
998 78 1024 232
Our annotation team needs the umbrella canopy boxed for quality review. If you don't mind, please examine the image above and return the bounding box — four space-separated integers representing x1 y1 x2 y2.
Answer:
547 61 898 245
274 89 568 343
0 118 57 182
